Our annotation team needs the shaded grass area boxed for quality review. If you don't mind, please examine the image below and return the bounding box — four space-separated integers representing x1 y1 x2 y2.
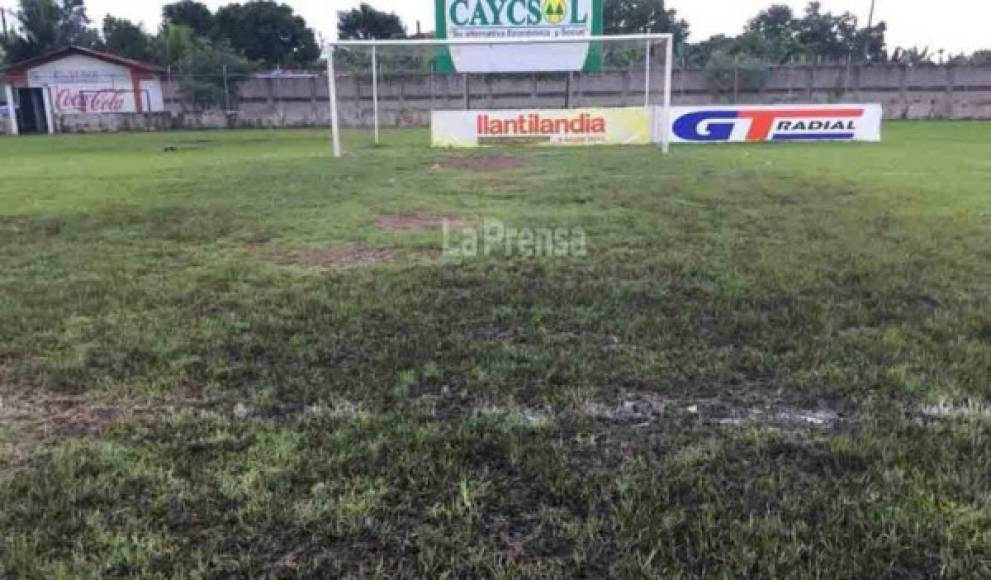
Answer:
4 412 991 577
1 124 991 577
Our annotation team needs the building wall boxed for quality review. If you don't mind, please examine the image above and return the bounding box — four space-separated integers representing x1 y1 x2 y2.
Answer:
0 103 9 135
139 78 165 112
25 54 164 114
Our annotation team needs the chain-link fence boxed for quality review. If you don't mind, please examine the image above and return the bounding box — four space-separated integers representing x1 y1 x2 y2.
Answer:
158 60 991 127
4 61 991 135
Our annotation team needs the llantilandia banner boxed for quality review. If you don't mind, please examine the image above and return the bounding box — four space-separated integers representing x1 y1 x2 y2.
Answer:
432 107 653 148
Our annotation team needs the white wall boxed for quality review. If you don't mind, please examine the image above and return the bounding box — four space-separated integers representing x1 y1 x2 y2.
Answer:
140 78 165 112
1 85 13 135
26 54 164 114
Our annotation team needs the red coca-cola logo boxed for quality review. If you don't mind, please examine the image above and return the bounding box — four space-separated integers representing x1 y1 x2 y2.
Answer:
55 89 129 113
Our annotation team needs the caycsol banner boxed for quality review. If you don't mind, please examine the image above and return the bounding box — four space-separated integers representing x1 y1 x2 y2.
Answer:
435 0 603 74
432 107 653 148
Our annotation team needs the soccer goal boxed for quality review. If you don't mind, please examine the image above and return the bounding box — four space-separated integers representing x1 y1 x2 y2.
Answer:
324 34 674 157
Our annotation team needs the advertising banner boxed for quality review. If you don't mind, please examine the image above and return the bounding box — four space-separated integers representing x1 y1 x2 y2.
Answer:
668 104 883 143
432 107 653 147
435 0 603 73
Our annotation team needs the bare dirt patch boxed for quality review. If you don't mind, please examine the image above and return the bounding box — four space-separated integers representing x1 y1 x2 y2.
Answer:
0 395 137 439
0 393 158 467
288 246 399 271
439 155 528 173
377 214 474 232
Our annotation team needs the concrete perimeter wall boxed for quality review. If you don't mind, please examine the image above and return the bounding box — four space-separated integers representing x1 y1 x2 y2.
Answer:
56 111 234 133
6 63 991 134
163 63 991 129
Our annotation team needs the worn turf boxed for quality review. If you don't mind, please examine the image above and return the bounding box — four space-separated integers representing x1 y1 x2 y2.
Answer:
1 124 990 577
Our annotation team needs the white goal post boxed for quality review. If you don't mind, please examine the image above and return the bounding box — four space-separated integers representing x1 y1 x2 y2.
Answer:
324 33 674 157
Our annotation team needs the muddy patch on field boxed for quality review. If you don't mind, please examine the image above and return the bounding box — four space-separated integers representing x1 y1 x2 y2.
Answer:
0 393 159 467
439 155 528 173
1 396 132 438
377 214 474 232
399 390 848 435
288 246 399 271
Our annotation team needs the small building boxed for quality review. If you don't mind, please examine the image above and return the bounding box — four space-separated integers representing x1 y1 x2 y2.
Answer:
2 46 166 135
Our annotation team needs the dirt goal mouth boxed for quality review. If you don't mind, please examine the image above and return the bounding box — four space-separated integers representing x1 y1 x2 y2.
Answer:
377 214 475 232
438 155 528 173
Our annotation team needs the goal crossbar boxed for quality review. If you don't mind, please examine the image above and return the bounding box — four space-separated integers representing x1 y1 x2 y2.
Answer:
324 34 675 157
327 33 673 48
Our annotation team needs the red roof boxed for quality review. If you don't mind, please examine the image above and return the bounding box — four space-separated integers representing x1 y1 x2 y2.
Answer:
2 46 165 75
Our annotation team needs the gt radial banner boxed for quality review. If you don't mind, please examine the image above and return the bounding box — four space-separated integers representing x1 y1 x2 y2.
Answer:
669 104 883 143
432 107 652 148
435 0 603 74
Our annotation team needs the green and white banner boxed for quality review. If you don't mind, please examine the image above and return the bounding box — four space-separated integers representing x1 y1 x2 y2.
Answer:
435 0 603 74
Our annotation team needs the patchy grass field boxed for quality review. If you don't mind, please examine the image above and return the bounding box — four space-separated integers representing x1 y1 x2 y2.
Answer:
1 124 990 577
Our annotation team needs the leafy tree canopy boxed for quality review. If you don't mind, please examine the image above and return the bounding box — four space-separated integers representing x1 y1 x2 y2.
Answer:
1 0 101 63
969 50 991 66
173 41 257 109
337 3 406 41
604 0 689 48
102 16 151 62
745 4 802 64
686 1 887 67
161 1 215 39
215 1 320 67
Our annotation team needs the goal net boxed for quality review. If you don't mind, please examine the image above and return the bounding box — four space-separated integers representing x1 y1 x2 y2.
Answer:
324 34 674 156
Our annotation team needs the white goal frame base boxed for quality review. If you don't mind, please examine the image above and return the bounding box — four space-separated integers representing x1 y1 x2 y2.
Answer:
324 33 675 157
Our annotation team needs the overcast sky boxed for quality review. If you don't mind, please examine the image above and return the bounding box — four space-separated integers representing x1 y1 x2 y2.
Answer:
1 1 987 55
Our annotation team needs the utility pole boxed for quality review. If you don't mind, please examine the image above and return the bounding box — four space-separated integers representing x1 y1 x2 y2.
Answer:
864 0 877 62
1 7 9 40
222 64 230 112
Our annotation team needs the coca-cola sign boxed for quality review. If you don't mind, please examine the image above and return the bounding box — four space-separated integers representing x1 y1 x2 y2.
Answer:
55 88 131 113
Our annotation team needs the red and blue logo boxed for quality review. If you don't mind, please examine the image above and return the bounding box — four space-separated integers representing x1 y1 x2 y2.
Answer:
673 108 866 142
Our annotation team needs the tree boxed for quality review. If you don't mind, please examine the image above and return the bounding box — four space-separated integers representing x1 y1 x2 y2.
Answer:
969 50 991 66
745 5 800 64
604 0 689 47
684 34 736 67
337 3 406 41
855 21 887 63
891 46 932 65
162 1 214 39
173 42 257 110
1 0 101 63
102 16 152 61
155 23 197 66
794 1 859 62
54 0 92 43
685 1 887 68
215 1 320 67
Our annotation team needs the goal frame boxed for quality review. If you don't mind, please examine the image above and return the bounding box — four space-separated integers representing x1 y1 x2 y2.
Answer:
324 33 675 157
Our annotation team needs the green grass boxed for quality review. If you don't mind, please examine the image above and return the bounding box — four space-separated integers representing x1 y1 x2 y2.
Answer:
1 124 990 577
